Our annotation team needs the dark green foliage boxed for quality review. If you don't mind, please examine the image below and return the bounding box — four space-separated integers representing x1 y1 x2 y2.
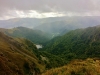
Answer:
38 51 67 69
43 26 100 62
24 62 30 74
34 67 40 73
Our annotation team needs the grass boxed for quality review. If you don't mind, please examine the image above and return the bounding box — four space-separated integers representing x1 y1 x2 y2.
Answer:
0 32 45 75
42 58 100 75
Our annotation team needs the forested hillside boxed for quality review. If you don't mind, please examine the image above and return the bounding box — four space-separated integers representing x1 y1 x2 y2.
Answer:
43 25 100 61
0 27 52 44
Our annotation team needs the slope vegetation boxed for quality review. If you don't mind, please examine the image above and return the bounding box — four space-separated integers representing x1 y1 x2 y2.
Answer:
43 25 100 60
0 27 51 44
42 58 100 75
0 32 44 75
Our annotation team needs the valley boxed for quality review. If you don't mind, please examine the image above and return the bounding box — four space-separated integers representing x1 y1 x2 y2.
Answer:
1 0 100 75
1 17 100 75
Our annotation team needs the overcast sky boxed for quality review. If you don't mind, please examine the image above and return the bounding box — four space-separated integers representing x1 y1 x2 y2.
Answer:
0 0 100 20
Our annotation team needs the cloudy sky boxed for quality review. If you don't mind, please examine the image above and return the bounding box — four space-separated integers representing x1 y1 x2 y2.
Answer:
0 0 100 20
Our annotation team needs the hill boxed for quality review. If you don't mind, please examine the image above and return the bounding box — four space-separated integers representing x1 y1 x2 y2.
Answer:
0 32 44 75
42 58 100 75
43 25 100 61
0 27 52 44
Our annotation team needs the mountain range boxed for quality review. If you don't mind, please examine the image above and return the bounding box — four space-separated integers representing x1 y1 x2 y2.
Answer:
35 16 100 35
1 17 100 75
1 16 100 36
0 27 51 44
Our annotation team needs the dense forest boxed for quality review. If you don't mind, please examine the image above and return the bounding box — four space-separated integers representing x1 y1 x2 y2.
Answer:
35 25 100 70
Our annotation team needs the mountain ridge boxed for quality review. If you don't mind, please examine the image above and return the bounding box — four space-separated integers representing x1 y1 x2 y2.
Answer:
42 25 100 60
0 32 44 75
0 27 52 44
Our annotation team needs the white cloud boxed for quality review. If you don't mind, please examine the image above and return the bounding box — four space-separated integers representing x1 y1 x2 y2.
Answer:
0 10 66 20
1 10 100 20
17 10 66 18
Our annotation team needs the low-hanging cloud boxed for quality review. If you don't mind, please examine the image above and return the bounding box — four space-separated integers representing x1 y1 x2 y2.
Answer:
0 0 100 19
